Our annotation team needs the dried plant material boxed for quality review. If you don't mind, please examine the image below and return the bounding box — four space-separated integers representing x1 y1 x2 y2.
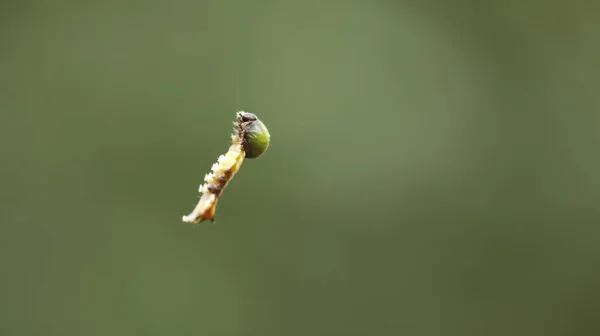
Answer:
182 111 270 224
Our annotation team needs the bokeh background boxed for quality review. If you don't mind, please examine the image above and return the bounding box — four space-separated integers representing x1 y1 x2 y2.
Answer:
2 0 600 335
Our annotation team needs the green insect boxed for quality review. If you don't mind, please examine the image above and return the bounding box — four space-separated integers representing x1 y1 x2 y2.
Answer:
237 111 271 159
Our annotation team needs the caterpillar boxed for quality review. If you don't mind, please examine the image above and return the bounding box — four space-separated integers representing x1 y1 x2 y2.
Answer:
182 111 270 224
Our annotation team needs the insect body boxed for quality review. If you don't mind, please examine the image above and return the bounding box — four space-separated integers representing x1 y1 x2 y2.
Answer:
181 111 270 224
239 112 270 158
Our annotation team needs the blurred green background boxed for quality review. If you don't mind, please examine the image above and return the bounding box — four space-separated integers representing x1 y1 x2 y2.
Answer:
2 0 600 335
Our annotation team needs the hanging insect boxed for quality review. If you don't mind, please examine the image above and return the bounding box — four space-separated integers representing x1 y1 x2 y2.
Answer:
182 111 271 224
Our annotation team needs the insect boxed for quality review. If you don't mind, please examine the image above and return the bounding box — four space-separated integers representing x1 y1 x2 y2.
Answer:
181 111 270 224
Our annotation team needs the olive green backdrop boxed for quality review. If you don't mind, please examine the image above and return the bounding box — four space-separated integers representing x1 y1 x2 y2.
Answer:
1 0 599 335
